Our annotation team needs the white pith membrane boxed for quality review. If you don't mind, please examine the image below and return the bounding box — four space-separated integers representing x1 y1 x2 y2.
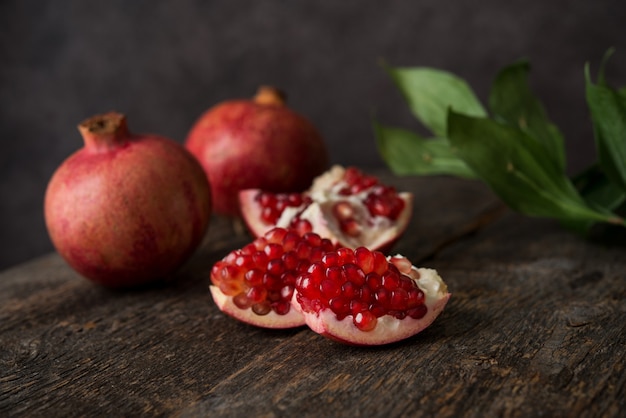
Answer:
210 285 305 329
239 165 413 251
292 261 451 346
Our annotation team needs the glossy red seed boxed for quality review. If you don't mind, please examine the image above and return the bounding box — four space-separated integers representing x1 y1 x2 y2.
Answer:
252 302 272 316
350 299 368 315
264 243 284 259
304 232 322 247
246 286 268 303
252 251 268 269
322 251 339 267
366 272 382 290
333 201 355 220
390 256 413 275
329 296 351 320
233 292 253 309
353 311 377 331
342 263 365 285
408 305 428 319
370 304 386 318
282 231 301 251
336 247 356 265
292 218 313 235
219 280 243 296
295 241 312 259
267 290 281 302
297 273 318 296
372 251 388 275
272 301 291 315
265 228 287 244
244 269 264 286
340 219 362 237
320 279 341 299
375 288 390 307
381 271 401 290
281 251 299 270
407 288 425 308
360 285 374 303
280 271 297 286
266 259 285 276
309 247 324 263
355 247 374 273
280 285 294 301
262 273 282 291
326 266 343 283
389 288 409 310
341 281 359 299
321 238 335 252
235 254 254 269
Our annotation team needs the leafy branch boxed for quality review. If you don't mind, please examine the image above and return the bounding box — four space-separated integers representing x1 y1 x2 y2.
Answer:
375 49 626 233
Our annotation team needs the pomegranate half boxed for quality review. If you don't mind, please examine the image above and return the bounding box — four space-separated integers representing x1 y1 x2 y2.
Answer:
239 165 413 252
185 86 329 217
44 112 212 288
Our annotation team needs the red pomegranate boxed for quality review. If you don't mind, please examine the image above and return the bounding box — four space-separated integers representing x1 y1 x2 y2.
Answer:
44 112 212 288
239 165 413 252
185 86 329 217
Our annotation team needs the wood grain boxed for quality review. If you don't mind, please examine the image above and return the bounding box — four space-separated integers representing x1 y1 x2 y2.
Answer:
1 175 624 417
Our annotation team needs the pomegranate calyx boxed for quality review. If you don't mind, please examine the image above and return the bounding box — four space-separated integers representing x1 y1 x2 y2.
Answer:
253 86 286 106
78 112 130 152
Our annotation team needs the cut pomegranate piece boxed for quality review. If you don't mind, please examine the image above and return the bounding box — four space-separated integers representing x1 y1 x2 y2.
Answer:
291 248 450 346
239 166 413 252
209 227 338 329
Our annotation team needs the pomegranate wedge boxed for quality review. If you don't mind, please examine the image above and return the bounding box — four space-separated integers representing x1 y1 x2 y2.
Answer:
291 248 450 346
239 165 413 252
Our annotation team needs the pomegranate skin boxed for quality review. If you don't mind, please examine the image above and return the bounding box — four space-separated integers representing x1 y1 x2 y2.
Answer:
185 86 329 217
44 112 212 288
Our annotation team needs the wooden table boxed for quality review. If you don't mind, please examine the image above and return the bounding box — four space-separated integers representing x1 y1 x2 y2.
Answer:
1 174 625 417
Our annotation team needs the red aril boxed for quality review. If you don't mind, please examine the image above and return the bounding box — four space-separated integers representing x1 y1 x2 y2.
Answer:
292 247 450 346
239 165 412 252
185 86 329 217
44 112 212 288
209 227 338 328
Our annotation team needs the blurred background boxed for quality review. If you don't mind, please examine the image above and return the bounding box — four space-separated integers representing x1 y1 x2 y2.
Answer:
1 0 625 271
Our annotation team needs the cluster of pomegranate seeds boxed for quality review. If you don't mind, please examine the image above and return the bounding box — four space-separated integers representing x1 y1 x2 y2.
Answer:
211 227 336 316
295 247 427 332
338 167 405 221
256 192 312 225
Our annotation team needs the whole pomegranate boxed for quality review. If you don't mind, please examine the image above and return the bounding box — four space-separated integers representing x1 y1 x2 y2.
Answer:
44 112 212 288
185 86 329 217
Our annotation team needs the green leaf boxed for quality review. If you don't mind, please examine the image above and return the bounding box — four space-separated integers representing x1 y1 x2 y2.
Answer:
447 110 624 225
384 65 487 137
489 61 566 171
374 120 476 178
565 164 626 232
585 64 626 192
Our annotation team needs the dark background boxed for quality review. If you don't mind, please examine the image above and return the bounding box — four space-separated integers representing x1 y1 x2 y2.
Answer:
1 0 625 271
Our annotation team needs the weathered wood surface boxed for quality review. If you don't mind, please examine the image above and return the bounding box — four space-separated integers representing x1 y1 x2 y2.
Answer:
1 174 625 418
